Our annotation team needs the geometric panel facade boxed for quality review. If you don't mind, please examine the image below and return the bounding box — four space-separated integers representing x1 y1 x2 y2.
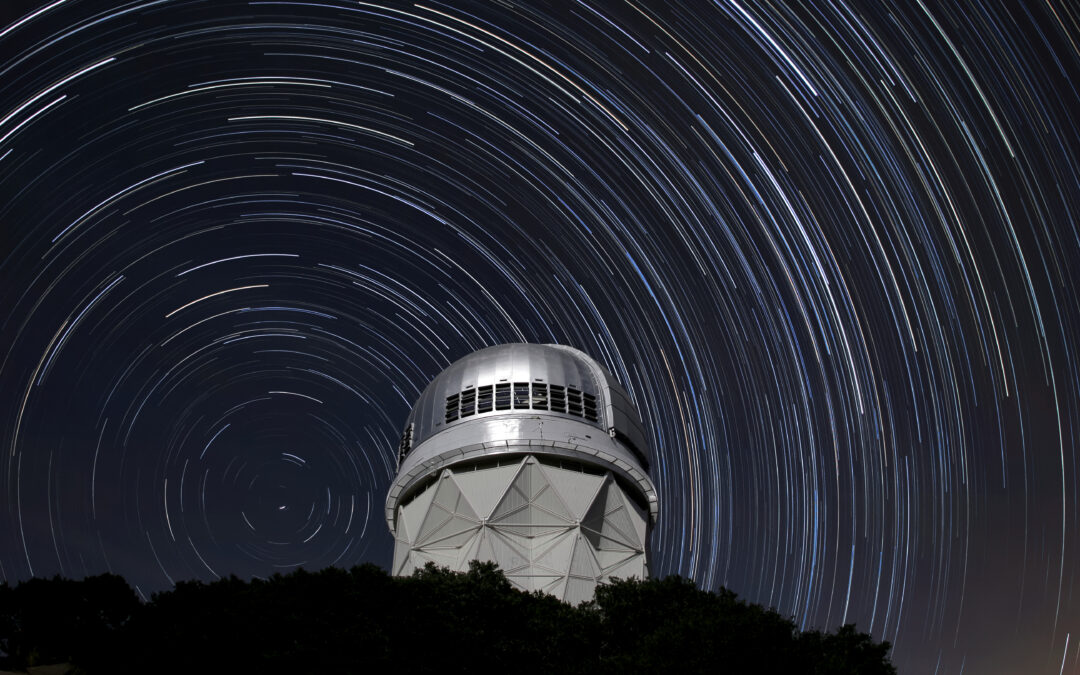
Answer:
392 455 649 604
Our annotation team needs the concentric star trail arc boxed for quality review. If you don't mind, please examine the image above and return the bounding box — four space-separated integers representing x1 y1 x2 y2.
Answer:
0 2 1078 673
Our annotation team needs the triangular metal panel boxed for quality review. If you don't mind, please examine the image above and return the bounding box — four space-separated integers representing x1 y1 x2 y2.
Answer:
417 475 479 544
582 481 640 550
531 482 574 522
511 574 562 593
596 507 635 550
438 473 481 520
393 542 410 576
601 554 646 580
564 576 596 605
474 529 499 564
400 480 437 544
569 533 599 578
601 505 638 548
543 576 567 599
419 524 481 549
487 528 531 573
456 529 484 568
412 479 451 542
505 573 532 592
492 521 574 539
493 528 537 553
489 458 551 525
416 508 480 547
519 458 549 501
396 504 412 545
581 479 613 530
626 494 648 547
588 532 637 552
541 466 605 520
590 476 622 513
415 547 461 570
531 529 577 574
528 529 572 553
395 506 414 578
415 508 452 547
492 501 573 527
490 483 529 523
409 549 436 567
596 549 641 572
450 462 521 519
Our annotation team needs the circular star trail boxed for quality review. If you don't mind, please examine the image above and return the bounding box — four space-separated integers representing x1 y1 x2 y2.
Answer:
1 2 1078 673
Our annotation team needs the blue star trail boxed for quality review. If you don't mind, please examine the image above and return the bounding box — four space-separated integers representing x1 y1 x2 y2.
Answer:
1 2 1078 673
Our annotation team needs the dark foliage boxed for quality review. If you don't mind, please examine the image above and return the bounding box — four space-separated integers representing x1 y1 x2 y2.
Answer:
0 573 137 670
0 565 895 674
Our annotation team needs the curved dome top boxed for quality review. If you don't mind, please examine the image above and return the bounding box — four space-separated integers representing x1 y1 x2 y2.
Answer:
399 343 651 468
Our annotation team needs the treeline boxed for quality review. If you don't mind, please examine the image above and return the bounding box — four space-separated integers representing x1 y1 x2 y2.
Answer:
0 562 895 674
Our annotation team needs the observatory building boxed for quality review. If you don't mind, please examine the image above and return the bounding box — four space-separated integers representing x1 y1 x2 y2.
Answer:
385 343 658 604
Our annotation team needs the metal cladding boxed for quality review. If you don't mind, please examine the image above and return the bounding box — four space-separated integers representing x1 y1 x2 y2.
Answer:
385 343 658 604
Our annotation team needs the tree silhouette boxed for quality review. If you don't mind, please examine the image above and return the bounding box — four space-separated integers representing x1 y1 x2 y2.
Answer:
0 573 137 670
0 564 895 674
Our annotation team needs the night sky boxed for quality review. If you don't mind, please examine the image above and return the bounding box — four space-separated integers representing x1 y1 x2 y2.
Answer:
1 1 1078 672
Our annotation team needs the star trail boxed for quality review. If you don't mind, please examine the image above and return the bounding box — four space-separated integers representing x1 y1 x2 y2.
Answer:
1 1 1078 672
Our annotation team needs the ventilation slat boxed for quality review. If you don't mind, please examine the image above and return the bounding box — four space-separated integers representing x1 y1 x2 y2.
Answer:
460 389 476 417
549 384 566 413
513 383 529 408
531 383 548 410
397 423 414 462
477 385 494 413
495 383 511 410
582 391 597 421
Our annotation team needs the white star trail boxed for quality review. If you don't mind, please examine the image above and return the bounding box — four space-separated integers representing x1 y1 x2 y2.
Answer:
0 2 1077 672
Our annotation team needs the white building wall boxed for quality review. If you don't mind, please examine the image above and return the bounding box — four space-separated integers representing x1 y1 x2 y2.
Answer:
393 455 648 604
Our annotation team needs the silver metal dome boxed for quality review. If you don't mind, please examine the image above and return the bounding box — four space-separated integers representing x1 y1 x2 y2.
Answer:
386 343 658 525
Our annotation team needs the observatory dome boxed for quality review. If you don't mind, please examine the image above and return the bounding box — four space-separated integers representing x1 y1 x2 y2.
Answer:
385 343 658 602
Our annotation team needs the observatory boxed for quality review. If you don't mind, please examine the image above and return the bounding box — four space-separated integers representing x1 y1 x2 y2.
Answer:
385 343 658 604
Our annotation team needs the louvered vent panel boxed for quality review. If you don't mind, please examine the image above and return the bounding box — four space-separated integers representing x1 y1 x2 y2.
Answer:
531 383 548 410
495 383 512 410
477 385 494 413
445 384 600 423
549 385 566 413
397 423 414 462
460 388 476 417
